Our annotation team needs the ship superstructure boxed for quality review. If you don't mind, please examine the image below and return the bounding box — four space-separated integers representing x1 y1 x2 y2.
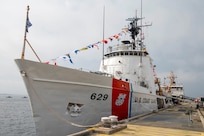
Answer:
100 17 155 95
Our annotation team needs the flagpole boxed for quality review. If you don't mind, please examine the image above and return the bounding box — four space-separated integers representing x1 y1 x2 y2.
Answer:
21 5 30 59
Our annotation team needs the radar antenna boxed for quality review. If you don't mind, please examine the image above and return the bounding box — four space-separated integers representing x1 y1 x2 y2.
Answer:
126 16 142 49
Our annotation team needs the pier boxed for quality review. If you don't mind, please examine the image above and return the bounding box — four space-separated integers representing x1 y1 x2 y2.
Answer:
69 102 204 136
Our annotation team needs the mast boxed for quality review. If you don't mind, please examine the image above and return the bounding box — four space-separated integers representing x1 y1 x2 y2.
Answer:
20 6 42 62
140 0 143 64
138 0 143 85
21 6 30 59
102 6 105 67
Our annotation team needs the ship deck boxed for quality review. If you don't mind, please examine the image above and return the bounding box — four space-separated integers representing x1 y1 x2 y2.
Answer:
69 102 204 136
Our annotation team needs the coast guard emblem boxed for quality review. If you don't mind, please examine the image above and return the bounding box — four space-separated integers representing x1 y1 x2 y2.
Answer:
115 93 126 106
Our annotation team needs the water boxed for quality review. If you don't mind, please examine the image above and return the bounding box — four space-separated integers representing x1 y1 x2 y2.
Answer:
0 94 36 136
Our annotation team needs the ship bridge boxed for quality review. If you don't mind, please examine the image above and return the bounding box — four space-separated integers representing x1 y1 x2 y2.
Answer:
104 41 148 58
104 40 149 58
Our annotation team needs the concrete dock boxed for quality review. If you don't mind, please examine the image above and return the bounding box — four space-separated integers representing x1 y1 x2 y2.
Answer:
69 102 204 136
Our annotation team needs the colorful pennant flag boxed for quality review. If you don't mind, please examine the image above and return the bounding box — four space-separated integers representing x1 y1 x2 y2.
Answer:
47 29 130 65
80 47 88 51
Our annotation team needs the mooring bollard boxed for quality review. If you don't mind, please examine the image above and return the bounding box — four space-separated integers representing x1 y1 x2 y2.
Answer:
101 116 118 128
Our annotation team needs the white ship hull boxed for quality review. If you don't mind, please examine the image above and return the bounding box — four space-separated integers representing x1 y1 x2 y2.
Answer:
15 59 158 136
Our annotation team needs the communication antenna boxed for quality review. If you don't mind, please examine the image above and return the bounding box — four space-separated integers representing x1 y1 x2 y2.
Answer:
140 0 143 64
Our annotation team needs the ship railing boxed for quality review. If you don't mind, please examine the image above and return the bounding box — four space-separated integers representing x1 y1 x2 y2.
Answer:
78 68 113 77
106 44 142 53
89 71 113 77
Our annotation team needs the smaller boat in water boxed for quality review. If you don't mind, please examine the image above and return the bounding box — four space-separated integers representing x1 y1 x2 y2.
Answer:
22 96 28 99
6 96 12 98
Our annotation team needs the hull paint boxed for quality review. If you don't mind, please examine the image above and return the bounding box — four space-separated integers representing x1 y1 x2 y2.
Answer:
15 59 158 135
112 78 130 120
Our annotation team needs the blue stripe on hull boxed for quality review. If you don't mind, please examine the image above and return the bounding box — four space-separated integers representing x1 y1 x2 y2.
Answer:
128 83 133 118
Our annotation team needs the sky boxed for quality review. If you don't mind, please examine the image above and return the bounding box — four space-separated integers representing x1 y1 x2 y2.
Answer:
0 0 203 98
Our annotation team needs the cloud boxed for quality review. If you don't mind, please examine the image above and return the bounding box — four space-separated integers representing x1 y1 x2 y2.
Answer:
0 0 203 98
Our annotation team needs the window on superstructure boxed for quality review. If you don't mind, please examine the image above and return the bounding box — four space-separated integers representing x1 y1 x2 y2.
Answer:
125 52 128 55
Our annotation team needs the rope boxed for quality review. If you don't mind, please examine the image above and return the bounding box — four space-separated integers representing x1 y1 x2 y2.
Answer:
25 39 42 62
